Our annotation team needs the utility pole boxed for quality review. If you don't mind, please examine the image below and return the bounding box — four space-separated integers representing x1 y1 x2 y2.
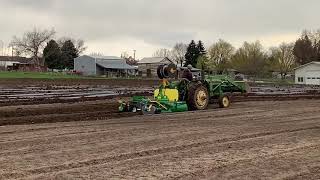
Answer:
0 40 3 56
133 50 136 60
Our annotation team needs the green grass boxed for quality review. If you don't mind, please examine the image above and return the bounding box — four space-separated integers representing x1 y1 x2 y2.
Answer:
0 71 86 79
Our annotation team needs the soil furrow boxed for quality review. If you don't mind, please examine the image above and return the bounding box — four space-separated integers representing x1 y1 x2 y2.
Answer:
1 126 319 179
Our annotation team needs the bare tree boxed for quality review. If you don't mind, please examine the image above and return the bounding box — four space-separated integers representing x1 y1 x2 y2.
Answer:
75 39 87 55
171 43 187 66
10 27 56 65
89 52 104 57
302 29 320 45
58 37 87 56
208 39 234 74
231 41 267 76
270 43 296 79
152 48 171 58
121 51 129 59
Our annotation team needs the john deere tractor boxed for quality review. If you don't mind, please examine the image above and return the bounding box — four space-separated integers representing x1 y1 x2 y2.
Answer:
119 64 247 114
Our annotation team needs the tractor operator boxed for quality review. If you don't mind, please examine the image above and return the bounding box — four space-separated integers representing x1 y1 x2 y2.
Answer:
182 64 193 81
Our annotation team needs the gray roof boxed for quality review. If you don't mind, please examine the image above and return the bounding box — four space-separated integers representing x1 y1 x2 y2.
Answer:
96 59 137 70
0 56 31 63
293 61 320 70
138 57 172 64
77 55 136 70
88 55 123 60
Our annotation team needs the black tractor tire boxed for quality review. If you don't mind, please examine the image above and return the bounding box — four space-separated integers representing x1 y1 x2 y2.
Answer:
218 94 231 108
187 82 209 111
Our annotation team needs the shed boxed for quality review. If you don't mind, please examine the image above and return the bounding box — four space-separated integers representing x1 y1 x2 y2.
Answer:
74 55 137 77
294 61 320 85
138 57 172 78
0 56 45 71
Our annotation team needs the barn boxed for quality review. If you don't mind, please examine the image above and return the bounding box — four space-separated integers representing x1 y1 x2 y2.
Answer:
138 57 172 78
294 61 320 85
74 55 137 77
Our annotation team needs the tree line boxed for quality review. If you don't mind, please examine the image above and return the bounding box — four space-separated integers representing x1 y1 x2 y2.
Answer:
10 28 86 70
10 27 320 75
153 29 320 79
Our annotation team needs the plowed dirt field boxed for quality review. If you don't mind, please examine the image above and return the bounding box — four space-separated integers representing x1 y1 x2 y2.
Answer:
1 99 319 179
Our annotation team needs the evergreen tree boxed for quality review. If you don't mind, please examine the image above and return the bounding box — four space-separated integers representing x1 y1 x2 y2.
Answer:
61 40 78 69
197 40 207 55
185 40 200 67
293 35 315 65
43 40 63 70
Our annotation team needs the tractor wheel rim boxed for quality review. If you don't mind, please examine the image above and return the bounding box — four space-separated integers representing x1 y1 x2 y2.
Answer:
196 90 207 107
222 97 229 107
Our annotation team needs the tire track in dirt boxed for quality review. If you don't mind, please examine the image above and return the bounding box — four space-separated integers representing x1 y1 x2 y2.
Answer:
1 98 319 126
57 128 320 180
283 166 320 180
1 126 319 179
174 144 320 180
2 118 320 160
0 109 302 142
1 101 317 134
0 110 136 126
0 104 269 134
0 108 265 135
1 107 319 145
0 103 261 125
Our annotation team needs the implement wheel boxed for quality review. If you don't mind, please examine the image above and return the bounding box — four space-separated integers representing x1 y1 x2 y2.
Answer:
141 104 157 115
219 94 230 108
187 82 209 110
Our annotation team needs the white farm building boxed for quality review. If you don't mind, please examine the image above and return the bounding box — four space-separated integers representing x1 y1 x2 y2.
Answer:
294 61 320 85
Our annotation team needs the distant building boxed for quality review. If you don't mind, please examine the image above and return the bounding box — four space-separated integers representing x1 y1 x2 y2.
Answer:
0 56 46 72
0 56 28 70
74 55 137 77
138 57 172 78
294 61 320 85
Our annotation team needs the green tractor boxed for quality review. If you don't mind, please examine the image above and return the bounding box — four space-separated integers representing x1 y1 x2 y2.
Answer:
119 64 247 114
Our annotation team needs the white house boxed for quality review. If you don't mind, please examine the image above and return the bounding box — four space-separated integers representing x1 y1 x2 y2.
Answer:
0 61 20 68
294 61 320 85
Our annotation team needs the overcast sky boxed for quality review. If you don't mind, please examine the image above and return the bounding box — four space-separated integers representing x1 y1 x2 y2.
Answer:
1 0 320 58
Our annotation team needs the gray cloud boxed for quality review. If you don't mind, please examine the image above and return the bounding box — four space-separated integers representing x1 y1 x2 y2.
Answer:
1 0 320 57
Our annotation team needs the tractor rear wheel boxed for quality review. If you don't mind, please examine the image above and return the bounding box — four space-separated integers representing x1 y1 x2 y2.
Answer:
187 82 209 110
219 94 230 108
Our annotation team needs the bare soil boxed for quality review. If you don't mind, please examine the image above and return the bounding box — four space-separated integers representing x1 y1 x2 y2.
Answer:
0 99 319 179
0 78 158 88
2 78 320 107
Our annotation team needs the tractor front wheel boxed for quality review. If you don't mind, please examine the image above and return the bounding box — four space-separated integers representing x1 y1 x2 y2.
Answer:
219 94 230 108
187 82 209 111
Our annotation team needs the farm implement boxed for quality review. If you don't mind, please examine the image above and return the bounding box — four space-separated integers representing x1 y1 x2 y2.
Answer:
119 64 247 114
